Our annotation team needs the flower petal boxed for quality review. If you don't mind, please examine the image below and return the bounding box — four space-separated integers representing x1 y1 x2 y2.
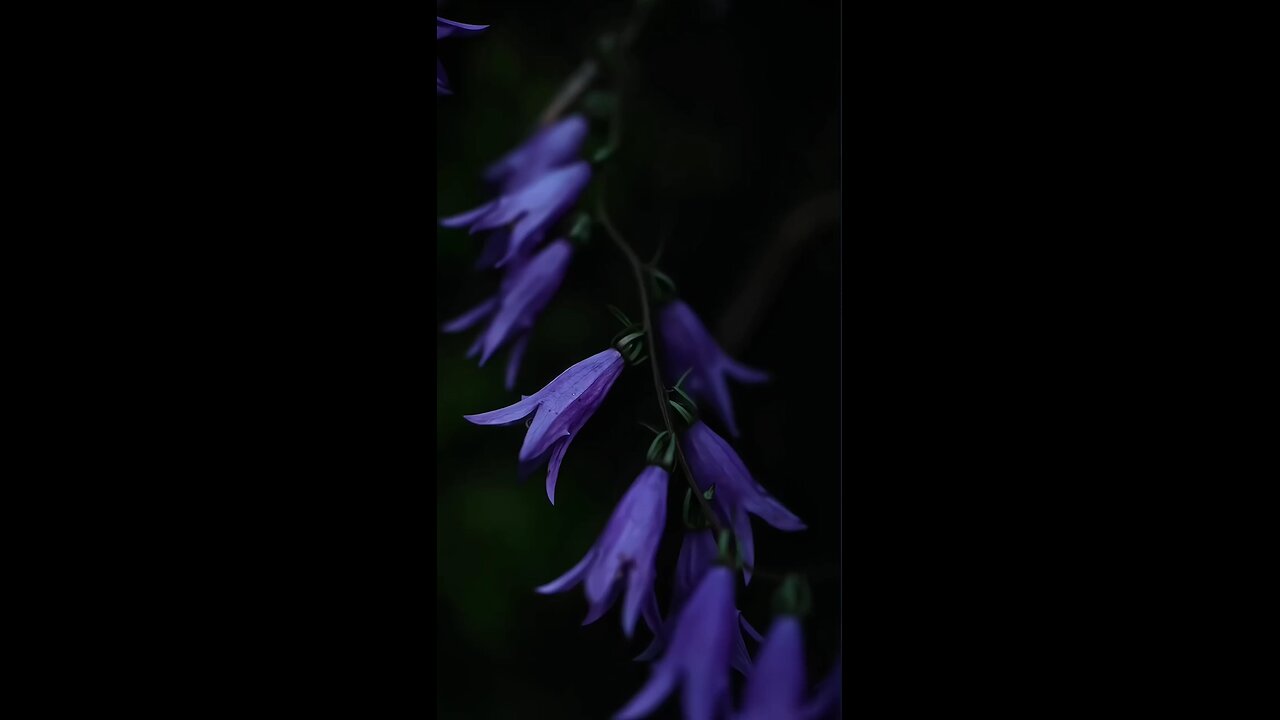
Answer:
582 576 622 626
440 201 497 229
740 613 764 643
442 297 497 333
535 547 595 594
463 394 540 426
745 491 807 532
723 356 770 384
731 506 755 585
504 333 530 391
614 664 678 720
730 617 753 676
544 433 574 505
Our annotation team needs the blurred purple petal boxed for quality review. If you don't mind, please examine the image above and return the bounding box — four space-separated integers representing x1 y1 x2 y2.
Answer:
658 299 768 438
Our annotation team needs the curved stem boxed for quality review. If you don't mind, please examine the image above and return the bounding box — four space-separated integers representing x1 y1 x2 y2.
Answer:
596 188 723 536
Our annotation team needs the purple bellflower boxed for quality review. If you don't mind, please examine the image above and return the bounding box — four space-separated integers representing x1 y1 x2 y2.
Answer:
436 18 487 96
615 565 739 720
485 115 589 194
468 115 589 270
442 238 574 389
736 617 841 720
536 465 668 638
464 348 624 504
441 161 592 269
657 299 768 438
636 529 763 675
681 420 806 584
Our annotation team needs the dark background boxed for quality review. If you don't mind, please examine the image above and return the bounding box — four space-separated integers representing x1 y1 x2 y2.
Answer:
436 0 840 717
37 3 1173 716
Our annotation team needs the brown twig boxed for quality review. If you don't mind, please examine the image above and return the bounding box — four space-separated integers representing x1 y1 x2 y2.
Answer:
538 58 599 128
716 190 839 354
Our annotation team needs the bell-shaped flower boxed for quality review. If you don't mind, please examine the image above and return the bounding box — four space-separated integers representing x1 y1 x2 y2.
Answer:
535 465 668 637
636 529 763 675
681 420 806 584
657 299 768 438
615 565 740 720
443 238 574 389
458 115 589 270
436 17 487 96
485 115 589 194
736 617 841 720
464 348 624 503
441 161 592 268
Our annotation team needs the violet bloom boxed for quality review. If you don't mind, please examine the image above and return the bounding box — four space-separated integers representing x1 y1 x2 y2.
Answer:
536 465 668 637
442 239 573 389
485 115 589 194
436 17 487 96
615 565 739 720
657 299 768 438
464 348 624 504
468 115 589 270
681 420 806 584
441 161 592 268
736 617 840 720
636 530 763 675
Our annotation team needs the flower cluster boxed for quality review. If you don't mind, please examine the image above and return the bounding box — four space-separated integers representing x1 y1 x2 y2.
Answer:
440 17 838 719
441 115 591 389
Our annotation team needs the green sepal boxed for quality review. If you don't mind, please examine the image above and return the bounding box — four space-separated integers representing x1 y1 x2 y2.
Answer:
669 399 694 426
673 367 693 391
645 430 673 469
569 213 593 245
650 268 677 301
772 574 813 618
607 305 635 329
670 385 698 414
582 91 616 119
592 145 616 164
716 529 735 566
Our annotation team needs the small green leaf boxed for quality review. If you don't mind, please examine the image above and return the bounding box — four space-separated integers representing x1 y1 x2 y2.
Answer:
703 485 716 501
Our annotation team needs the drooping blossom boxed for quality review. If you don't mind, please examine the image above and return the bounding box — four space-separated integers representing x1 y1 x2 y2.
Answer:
657 299 768 438
636 529 763 675
441 161 592 269
536 465 668 637
464 348 624 503
436 17 487 96
736 617 841 720
443 239 574 389
467 115 589 270
615 566 739 720
681 420 806 584
485 115 589 195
